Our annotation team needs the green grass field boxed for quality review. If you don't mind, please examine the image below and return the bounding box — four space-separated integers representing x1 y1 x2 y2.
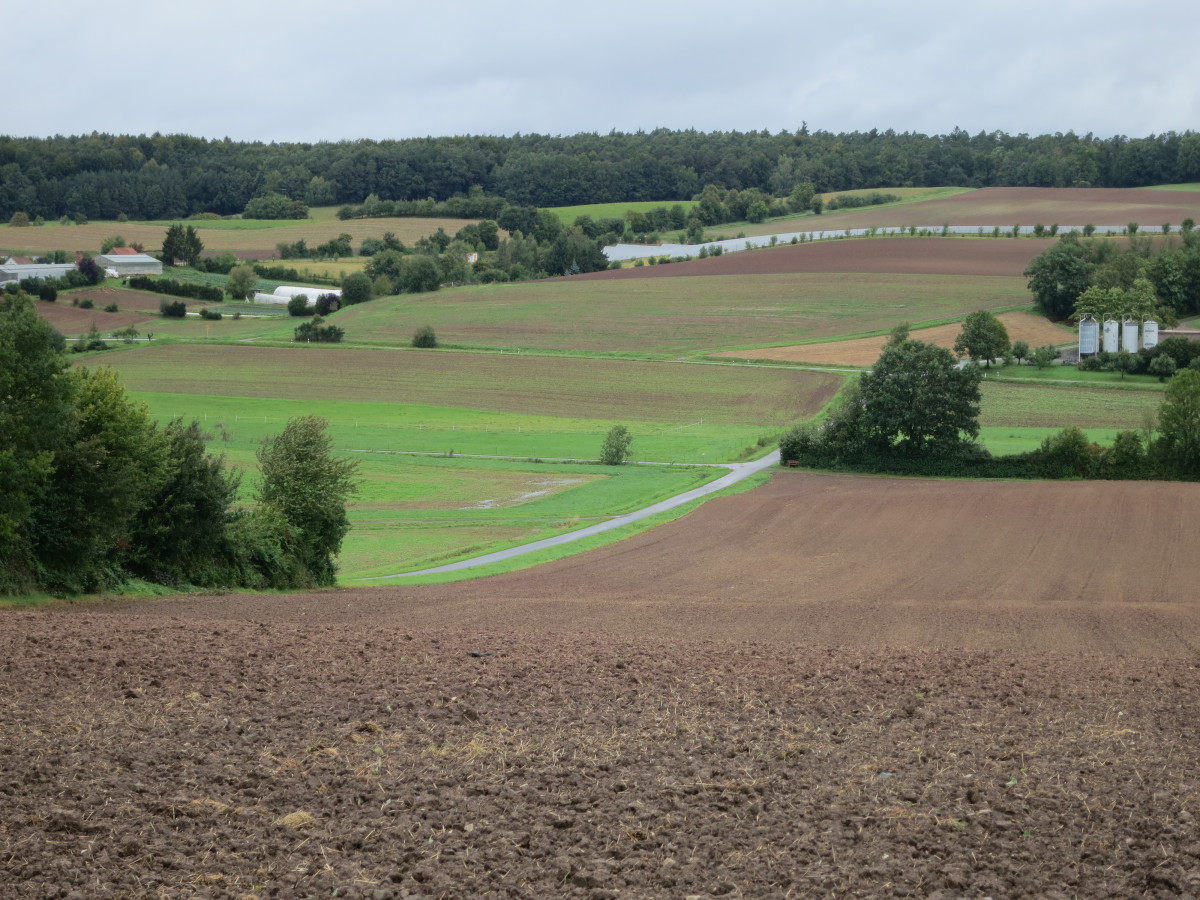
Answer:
975 378 1163 453
124 388 757 579
109 346 841 428
330 273 1029 355
130 391 786 462
547 200 698 224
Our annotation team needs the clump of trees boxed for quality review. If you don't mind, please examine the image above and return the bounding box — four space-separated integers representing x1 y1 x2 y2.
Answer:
130 275 223 302
782 323 1200 481
0 294 358 595
243 192 309 220
294 316 344 343
161 224 204 267
1025 229 1200 323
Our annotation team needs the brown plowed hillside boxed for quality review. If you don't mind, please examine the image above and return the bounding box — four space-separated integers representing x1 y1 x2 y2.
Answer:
9 471 1200 898
906 186 1200 227
579 236 1051 279
115 472 1200 658
735 186 1200 233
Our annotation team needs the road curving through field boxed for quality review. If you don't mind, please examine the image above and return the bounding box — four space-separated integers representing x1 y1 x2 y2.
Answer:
364 449 781 579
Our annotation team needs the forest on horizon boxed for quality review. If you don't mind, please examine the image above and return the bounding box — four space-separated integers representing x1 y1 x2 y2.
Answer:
2 126 1199 223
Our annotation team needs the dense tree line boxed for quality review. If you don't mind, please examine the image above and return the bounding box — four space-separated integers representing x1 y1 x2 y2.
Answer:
3 127 1200 222
1025 226 1200 320
0 294 357 595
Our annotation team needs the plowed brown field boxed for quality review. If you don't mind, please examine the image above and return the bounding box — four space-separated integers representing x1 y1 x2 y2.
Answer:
6 473 1200 898
734 186 1200 234
581 236 1049 279
720 311 1073 366
31 288 159 333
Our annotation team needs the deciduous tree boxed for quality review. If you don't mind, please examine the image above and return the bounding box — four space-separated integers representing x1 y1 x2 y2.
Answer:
857 339 983 456
953 311 1011 366
255 416 358 586
600 425 633 465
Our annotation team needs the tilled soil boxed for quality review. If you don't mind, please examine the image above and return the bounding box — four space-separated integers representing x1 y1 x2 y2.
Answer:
5 473 1200 899
578 237 1046 280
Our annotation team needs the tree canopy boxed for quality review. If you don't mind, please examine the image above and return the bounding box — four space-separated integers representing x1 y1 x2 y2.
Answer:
857 338 983 455
953 310 1011 366
3 127 1200 222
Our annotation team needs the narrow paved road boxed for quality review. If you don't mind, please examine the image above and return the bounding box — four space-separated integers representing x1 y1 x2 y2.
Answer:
364 450 781 579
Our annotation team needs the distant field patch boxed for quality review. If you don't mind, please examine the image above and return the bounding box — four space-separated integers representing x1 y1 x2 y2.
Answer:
108 345 840 426
32 289 159 331
336 272 1030 354
727 312 1071 365
0 216 469 256
979 381 1163 429
587 237 1049 279
548 200 697 224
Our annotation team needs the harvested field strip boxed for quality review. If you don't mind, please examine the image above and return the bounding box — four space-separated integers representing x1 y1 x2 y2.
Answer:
338 272 1030 352
726 312 1072 365
979 381 1164 429
0 216 469 255
107 344 841 425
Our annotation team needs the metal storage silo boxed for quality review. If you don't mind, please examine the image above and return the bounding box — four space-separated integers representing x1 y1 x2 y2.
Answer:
1103 319 1119 353
1122 318 1139 353
1143 320 1159 350
1078 317 1100 356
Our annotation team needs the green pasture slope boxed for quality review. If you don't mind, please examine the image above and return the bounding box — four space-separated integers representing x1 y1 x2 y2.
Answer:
977 379 1164 454
329 273 1030 355
547 200 698 224
98 336 831 580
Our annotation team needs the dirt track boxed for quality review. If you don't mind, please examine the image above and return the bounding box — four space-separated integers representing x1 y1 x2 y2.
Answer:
6 473 1200 898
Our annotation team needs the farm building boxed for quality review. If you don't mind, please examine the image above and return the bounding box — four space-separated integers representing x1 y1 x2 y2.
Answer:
251 285 342 305
97 249 163 276
0 259 77 283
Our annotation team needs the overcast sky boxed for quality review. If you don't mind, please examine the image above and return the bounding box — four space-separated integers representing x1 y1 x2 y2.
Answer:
9 1 1198 143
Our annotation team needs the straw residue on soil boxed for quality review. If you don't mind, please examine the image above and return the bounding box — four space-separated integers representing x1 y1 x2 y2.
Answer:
724 311 1073 366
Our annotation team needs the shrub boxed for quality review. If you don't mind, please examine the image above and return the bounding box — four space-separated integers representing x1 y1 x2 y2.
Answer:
198 307 222 320
76 256 103 285
340 272 372 305
38 284 57 302
1035 427 1099 478
9 211 30 227
128 276 222 302
78 298 94 309
103 303 119 313
293 316 344 343
411 324 438 348
1149 355 1178 382
160 299 187 317
287 295 314 317
314 293 342 316
600 425 633 465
